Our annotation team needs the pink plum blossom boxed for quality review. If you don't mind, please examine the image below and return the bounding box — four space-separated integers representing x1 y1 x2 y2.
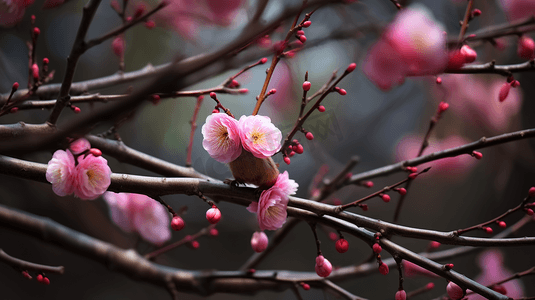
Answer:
46 149 76 197
467 250 524 300
69 138 91 155
201 113 242 163
247 185 288 231
499 0 535 21
73 154 112 200
238 115 282 159
315 255 333 277
103 192 171 245
250 231 268 252
154 0 244 40
363 5 448 90
395 135 476 180
0 0 34 27
435 75 522 132
273 171 298 196
246 171 298 230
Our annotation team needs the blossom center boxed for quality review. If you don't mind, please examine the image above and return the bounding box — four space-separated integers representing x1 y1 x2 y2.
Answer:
251 130 265 145
266 205 281 217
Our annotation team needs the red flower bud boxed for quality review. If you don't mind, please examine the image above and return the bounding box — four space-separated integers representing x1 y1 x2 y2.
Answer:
335 239 349 253
498 82 510 102
372 243 382 254
518 36 535 60
303 81 311 91
206 206 221 224
378 262 389 275
346 62 357 73
171 216 185 231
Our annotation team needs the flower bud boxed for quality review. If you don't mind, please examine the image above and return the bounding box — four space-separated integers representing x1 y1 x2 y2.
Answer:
498 82 510 102
315 255 332 277
206 206 221 224
395 290 406 300
346 62 357 73
251 231 268 253
378 262 389 275
446 282 464 300
335 238 349 253
518 36 535 60
460 45 477 63
171 216 185 231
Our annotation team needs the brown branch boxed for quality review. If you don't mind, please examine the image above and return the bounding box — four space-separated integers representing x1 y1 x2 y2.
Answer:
348 127 535 184
444 60 535 77
47 0 103 125
457 0 474 44
144 224 215 260
186 96 204 167
0 248 65 274
84 1 168 50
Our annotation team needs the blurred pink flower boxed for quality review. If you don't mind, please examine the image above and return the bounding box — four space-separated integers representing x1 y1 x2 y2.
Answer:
467 250 524 300
274 171 298 196
238 115 282 159
103 192 171 245
0 0 34 27
73 154 112 200
201 113 242 163
499 0 535 21
403 260 439 278
154 0 244 39
395 134 476 179
363 5 447 90
250 231 268 252
42 0 66 9
69 138 91 155
436 75 522 132
46 149 76 197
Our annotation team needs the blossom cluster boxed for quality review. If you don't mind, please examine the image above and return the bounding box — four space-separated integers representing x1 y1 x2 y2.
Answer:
46 138 112 200
202 112 298 231
201 113 282 163
103 192 171 245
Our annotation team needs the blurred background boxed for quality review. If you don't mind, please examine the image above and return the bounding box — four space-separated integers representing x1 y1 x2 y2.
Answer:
1 0 535 299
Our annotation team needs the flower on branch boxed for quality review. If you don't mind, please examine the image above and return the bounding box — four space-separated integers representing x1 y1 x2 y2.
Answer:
46 149 76 197
46 141 112 200
246 171 298 231
103 192 171 245
201 113 242 163
363 4 447 90
73 154 112 200
238 115 282 159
